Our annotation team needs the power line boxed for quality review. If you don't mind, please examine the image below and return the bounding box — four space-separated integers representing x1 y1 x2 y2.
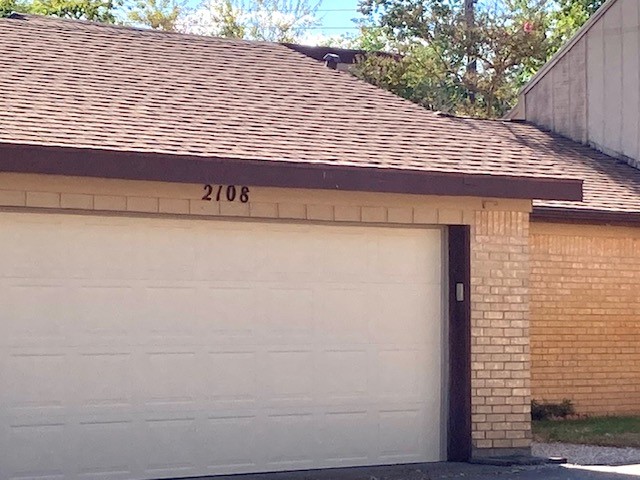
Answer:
307 26 361 29
316 9 359 12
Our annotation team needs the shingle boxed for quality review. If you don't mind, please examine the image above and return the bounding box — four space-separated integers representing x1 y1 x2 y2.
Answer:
0 14 638 213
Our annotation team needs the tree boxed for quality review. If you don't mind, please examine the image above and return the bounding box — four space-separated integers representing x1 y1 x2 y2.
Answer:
355 0 552 118
184 0 322 42
125 0 186 31
550 0 604 47
1 0 116 21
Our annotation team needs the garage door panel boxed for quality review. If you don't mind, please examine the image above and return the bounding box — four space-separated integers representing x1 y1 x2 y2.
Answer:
71 228 143 281
0 213 445 479
264 288 315 338
142 416 200 477
5 286 69 339
74 286 137 335
264 231 318 278
6 353 67 410
372 285 433 343
321 410 370 464
374 230 440 279
377 350 427 399
264 351 314 402
195 238 263 281
264 412 315 467
5 422 67 480
199 287 258 339
141 352 199 405
203 414 259 472
74 420 136 480
140 226 197 277
379 408 428 461
76 353 133 408
206 351 258 403
138 286 199 337
314 288 370 342
321 350 368 398
315 232 371 279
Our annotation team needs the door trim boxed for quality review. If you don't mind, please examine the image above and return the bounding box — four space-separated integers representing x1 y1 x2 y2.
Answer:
447 225 472 461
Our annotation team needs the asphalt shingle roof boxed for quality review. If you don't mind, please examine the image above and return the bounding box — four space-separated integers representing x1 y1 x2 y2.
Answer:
1 14 639 213
532 137 640 214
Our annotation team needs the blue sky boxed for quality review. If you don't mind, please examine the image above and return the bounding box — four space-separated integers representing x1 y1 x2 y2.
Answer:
314 0 362 37
184 0 363 44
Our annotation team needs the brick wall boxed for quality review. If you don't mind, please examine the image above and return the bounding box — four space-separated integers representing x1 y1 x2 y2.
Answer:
470 211 532 451
0 173 535 453
531 221 640 415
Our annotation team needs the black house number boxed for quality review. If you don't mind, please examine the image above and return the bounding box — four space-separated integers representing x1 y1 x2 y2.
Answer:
202 184 250 203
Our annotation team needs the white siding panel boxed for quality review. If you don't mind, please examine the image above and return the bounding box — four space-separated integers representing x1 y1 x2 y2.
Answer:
522 0 640 167
527 73 553 131
621 0 640 160
587 18 605 149
523 38 587 143
603 0 623 155
552 54 571 137
567 38 588 143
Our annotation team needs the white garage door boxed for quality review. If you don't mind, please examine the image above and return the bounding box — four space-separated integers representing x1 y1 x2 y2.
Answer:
0 212 445 480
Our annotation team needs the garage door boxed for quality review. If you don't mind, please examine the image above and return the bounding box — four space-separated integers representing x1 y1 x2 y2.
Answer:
0 212 445 480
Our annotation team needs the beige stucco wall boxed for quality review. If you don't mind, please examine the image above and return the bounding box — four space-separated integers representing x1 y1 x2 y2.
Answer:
531 221 640 415
0 172 534 452
520 0 640 168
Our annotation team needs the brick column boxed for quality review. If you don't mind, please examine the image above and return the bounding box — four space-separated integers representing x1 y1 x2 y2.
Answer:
470 210 532 455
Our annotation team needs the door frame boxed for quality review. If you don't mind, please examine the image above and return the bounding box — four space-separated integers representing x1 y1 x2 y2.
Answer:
447 225 472 461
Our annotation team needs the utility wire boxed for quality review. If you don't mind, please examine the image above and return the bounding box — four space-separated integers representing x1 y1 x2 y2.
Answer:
307 26 360 29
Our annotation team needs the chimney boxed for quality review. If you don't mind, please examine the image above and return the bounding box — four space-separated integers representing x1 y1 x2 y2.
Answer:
323 53 341 70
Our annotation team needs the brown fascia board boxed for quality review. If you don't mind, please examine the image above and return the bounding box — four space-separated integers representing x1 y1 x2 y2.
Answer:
0 142 583 202
532 206 640 226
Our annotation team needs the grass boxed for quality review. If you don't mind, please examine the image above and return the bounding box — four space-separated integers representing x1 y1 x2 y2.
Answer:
533 416 640 448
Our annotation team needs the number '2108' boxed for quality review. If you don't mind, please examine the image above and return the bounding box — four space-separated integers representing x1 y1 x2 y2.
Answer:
202 184 250 203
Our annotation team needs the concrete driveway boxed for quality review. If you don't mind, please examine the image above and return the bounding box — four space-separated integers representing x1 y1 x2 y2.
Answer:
203 463 640 480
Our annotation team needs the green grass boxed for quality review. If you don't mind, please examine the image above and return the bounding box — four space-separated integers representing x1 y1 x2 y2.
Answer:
533 416 640 448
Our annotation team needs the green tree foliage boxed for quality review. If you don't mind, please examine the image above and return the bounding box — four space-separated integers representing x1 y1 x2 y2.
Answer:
354 0 604 118
356 0 553 118
0 0 18 16
0 0 115 21
125 0 185 31
551 0 604 47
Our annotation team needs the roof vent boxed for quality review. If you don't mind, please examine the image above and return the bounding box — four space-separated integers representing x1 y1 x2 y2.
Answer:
323 53 341 70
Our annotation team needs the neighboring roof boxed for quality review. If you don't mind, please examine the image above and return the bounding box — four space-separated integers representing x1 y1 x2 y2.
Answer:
531 128 640 219
0 13 588 201
282 44 372 64
520 0 616 96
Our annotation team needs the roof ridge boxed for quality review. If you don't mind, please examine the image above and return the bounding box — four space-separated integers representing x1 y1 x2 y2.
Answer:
2 12 288 47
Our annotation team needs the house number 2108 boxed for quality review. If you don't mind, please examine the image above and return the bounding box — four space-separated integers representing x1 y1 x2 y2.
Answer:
202 184 250 203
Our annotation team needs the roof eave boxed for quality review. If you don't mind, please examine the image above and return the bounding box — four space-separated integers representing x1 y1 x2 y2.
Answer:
532 205 640 226
0 142 583 202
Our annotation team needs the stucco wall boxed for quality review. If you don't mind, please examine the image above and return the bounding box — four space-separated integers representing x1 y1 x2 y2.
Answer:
0 172 534 451
531 221 640 414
